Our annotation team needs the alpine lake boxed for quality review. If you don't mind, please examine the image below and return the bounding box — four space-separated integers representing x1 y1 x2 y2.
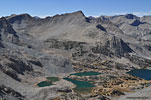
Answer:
64 71 101 93
37 71 101 93
37 77 59 87
127 69 151 80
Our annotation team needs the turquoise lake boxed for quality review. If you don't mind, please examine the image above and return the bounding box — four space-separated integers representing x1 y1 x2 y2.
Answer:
37 81 53 87
63 78 94 88
70 71 101 76
127 69 151 80
63 77 94 93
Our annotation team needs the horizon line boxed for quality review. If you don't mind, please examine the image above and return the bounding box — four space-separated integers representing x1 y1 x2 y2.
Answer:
0 11 151 18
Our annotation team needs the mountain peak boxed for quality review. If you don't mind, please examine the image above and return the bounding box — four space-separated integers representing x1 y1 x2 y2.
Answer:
0 17 8 22
9 13 32 18
72 10 85 17
51 10 85 18
47 10 88 24
125 14 138 19
7 13 32 23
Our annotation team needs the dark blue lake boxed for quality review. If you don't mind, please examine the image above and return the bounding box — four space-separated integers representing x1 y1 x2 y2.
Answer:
127 69 151 80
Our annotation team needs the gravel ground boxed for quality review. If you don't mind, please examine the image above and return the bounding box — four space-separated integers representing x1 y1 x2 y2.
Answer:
117 86 151 100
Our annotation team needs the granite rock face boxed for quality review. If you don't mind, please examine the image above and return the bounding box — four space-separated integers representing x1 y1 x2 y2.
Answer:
0 17 19 44
92 36 132 56
0 85 24 100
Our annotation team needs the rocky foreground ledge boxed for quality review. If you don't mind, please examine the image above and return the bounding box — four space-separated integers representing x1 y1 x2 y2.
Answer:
117 86 151 100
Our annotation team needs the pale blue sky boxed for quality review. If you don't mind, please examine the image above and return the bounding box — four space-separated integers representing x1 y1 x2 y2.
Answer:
0 0 151 17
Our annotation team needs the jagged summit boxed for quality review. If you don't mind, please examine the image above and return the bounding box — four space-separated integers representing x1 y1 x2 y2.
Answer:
7 13 32 23
6 13 32 19
70 10 85 17
47 10 88 24
46 10 86 20
125 14 138 19
59 10 85 17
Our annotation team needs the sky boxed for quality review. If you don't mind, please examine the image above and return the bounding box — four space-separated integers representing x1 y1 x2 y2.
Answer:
0 0 151 17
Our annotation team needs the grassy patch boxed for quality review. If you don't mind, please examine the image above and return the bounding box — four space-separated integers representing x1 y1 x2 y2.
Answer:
46 77 59 82
73 87 93 94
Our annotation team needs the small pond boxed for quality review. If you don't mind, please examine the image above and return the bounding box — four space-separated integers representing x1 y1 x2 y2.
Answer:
37 81 53 87
127 69 151 80
46 77 59 82
70 71 101 76
37 77 60 87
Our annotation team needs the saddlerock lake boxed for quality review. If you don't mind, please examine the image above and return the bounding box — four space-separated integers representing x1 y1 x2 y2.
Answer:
127 69 151 80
